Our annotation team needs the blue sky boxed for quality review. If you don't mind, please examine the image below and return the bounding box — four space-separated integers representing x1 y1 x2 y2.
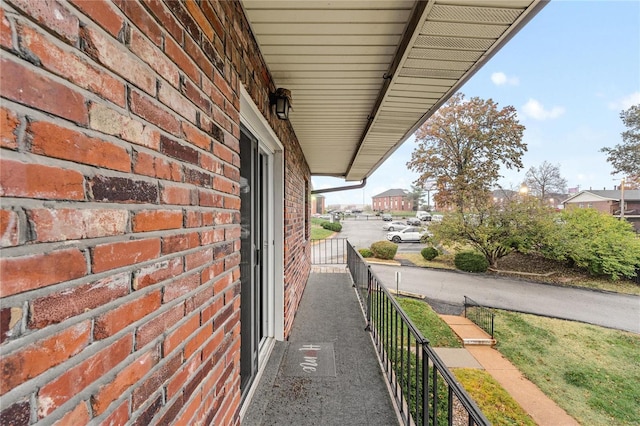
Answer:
312 0 640 208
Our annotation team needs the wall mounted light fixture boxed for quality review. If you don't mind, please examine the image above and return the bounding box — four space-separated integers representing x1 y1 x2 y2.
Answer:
270 88 292 120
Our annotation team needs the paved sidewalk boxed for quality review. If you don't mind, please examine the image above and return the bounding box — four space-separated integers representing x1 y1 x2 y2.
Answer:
439 315 579 426
242 272 399 425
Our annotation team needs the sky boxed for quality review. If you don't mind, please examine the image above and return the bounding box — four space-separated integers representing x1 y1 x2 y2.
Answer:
312 0 640 208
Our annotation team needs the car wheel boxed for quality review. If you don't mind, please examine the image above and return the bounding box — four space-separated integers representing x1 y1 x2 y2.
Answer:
388 226 394 231
392 236 401 243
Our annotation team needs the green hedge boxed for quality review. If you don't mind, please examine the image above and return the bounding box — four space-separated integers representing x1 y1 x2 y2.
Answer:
454 251 489 273
421 247 439 261
370 240 398 260
321 221 342 232
358 248 373 258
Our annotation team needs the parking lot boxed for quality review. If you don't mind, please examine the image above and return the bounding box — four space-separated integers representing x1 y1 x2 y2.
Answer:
339 215 427 253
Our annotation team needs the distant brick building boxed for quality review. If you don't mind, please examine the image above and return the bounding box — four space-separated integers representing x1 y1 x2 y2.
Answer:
372 189 413 211
563 189 640 231
311 194 325 214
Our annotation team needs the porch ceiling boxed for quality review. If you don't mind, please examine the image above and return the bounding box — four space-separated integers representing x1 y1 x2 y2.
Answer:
242 0 546 181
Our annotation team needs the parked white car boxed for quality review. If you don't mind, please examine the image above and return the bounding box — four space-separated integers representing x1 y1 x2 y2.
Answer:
386 226 428 243
382 221 407 231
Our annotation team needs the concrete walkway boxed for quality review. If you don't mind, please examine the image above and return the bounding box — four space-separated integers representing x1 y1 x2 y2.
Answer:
242 272 399 425
439 315 579 426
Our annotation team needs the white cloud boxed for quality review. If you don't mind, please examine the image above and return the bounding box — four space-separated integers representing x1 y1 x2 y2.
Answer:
608 92 640 111
521 98 565 120
491 72 519 86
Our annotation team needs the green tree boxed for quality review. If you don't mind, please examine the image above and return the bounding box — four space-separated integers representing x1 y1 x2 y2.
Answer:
523 161 568 200
431 198 555 267
407 93 526 213
544 208 640 280
601 104 640 186
407 184 425 211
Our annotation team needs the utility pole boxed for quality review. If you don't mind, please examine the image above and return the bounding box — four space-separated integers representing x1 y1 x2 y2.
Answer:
620 177 626 220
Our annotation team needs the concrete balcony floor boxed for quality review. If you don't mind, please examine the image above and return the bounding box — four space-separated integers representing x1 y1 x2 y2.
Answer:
242 269 399 425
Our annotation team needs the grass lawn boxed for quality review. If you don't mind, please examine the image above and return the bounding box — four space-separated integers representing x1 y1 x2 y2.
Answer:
310 218 334 240
396 297 461 347
494 310 640 425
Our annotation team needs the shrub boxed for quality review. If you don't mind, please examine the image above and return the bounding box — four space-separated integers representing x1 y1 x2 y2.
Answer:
358 248 373 258
454 251 489 273
321 221 342 232
421 247 439 261
370 240 398 260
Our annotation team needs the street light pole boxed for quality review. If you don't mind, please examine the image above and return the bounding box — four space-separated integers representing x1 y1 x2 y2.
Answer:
620 178 625 220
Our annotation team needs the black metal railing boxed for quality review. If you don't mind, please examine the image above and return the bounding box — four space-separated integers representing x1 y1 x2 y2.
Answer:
310 238 348 264
346 242 489 426
464 296 495 339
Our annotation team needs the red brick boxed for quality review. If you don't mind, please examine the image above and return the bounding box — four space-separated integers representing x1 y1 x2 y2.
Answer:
132 353 181 410
132 394 162 426
117 0 163 46
98 399 129 426
0 8 12 50
0 248 86 297
133 258 183 290
198 189 223 208
80 26 156 96
130 28 179 88
0 399 30 426
158 81 197 124
162 232 200 255
182 121 211 151
28 208 128 243
91 350 158 415
91 238 161 273
69 0 124 37
0 209 20 248
1 107 19 150
165 35 199 84
37 335 132 417
184 0 214 41
184 35 213 80
200 154 223 175
161 184 194 205
0 58 88 125
200 262 225 287
184 323 212 360
10 0 79 43
0 159 85 200
200 228 223 246
160 135 199 164
213 140 234 164
28 121 130 172
52 401 91 426
185 285 214 314
29 273 130 329
186 211 202 228
224 195 241 210
132 209 183 232
136 303 184 348
163 273 200 303
130 89 180 135
18 23 125 107
0 321 91 395
163 314 199 357
166 356 199 399
185 247 213 271
93 290 161 340
141 0 183 43
0 305 22 344
89 103 160 150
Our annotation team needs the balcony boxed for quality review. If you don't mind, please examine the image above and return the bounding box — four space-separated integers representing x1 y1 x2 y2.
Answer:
242 239 488 425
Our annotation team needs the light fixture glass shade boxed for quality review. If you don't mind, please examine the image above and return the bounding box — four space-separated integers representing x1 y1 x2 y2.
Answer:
275 96 289 120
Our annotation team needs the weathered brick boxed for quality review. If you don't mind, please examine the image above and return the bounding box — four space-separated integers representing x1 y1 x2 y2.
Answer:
165 1 200 43
90 175 158 204
141 0 183 43
184 0 214 41
160 135 199 164
93 290 161 340
182 121 211 151
186 210 202 228
165 35 199 84
131 394 162 426
185 247 213 271
28 208 128 243
162 232 200 255
182 74 212 115
0 248 86 297
129 89 180 135
0 399 30 426
184 167 212 188
132 150 182 181
91 350 158 415
133 258 183 290
69 0 124 37
0 58 88 125
132 209 183 232
163 273 200 303
28 121 130 172
0 209 20 247
29 273 130 328
18 23 125 107
37 335 132 417
184 323 211 360
184 35 213 79
157 394 184 426
117 0 162 46
0 8 13 50
0 159 86 200
0 321 91 394
89 103 160 150
79 26 155 95
91 238 161 273
185 285 214 314
97 398 129 426
158 80 197 123
0 306 22 344
1 107 19 150
200 154 223 175
52 401 91 426
10 0 79 43
198 189 223 208
163 314 199 357
129 28 179 87
136 303 184 348
160 184 193 205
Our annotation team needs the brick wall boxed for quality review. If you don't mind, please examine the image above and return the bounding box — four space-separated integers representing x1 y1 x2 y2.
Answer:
0 1 310 424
